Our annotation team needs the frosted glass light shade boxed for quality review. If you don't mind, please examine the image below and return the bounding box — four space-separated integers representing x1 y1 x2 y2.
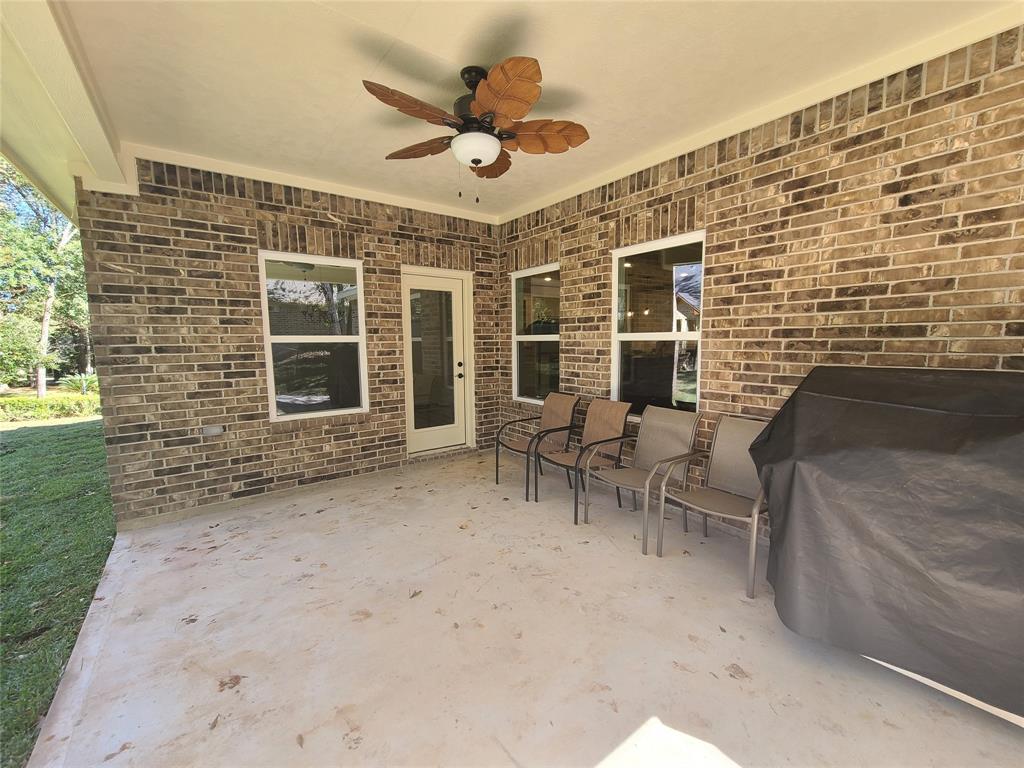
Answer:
450 132 501 167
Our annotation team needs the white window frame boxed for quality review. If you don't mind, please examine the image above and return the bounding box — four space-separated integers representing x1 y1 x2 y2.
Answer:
511 262 560 405
610 230 706 419
257 250 370 421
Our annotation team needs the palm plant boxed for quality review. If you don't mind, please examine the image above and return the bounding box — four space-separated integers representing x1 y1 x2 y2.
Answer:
58 372 98 394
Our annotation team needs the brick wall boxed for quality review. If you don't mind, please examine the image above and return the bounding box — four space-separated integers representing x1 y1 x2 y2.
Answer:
80 27 1022 525
78 164 499 523
497 27 1024 495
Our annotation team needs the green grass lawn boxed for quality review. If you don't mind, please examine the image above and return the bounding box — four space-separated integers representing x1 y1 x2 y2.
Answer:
0 417 114 768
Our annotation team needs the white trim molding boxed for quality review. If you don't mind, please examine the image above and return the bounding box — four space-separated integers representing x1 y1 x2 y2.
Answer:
400 265 477 452
97 143 499 225
256 250 370 421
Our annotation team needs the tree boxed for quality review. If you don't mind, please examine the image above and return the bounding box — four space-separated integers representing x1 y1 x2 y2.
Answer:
0 158 87 394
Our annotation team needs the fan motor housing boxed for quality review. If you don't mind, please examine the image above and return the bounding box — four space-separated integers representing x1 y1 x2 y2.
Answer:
453 94 476 122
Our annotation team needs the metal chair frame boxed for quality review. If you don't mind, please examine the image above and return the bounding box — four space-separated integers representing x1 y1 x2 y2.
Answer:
581 434 705 554
530 420 631 523
495 395 580 500
656 415 769 598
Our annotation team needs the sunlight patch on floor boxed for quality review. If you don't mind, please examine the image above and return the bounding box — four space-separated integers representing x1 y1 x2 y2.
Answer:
599 717 741 767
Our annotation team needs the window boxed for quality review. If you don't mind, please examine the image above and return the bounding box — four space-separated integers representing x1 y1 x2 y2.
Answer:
612 232 704 416
257 251 368 419
512 264 560 402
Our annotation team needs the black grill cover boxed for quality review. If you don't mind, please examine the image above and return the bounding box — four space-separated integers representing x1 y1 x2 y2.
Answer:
749 366 1024 716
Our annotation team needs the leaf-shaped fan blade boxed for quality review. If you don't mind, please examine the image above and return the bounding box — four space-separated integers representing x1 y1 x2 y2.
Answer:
503 120 589 154
472 149 512 179
385 136 453 160
363 81 463 127
470 57 542 128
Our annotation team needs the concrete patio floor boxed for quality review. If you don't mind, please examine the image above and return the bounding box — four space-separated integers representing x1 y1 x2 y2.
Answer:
30 453 1022 767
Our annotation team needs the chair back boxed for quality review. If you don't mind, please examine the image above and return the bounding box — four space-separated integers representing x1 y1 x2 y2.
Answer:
537 392 580 451
706 415 766 499
580 399 632 459
633 406 700 479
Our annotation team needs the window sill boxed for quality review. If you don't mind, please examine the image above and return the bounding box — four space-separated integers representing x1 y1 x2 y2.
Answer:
269 406 370 423
512 396 545 406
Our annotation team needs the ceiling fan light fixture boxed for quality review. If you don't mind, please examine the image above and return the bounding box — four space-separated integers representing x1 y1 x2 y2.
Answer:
450 132 501 167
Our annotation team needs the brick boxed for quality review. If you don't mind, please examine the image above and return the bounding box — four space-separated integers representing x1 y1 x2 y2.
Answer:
81 26 1024 528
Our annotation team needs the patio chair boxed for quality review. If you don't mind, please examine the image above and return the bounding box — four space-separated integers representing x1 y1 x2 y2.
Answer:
495 392 580 500
581 406 702 555
657 414 768 598
532 398 632 523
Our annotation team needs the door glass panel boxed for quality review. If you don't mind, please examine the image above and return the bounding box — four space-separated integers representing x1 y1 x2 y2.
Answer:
409 289 455 429
618 339 699 415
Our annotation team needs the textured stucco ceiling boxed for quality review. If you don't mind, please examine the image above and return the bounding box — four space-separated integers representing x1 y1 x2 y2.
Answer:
31 1 1024 220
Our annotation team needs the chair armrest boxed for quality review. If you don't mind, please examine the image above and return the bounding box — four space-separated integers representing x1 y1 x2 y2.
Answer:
528 422 582 454
577 434 635 473
639 449 704 493
497 415 540 442
753 488 767 512
655 449 709 497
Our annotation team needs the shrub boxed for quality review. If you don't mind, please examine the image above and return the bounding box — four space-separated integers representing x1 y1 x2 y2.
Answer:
0 393 101 421
58 373 99 394
0 314 40 386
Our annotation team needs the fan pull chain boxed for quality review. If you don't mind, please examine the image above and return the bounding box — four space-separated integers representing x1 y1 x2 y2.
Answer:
475 171 480 205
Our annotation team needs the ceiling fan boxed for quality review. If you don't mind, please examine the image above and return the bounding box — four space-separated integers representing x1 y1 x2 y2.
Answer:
363 57 589 179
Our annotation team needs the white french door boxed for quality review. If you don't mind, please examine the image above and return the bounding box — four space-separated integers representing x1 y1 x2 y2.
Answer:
401 268 474 453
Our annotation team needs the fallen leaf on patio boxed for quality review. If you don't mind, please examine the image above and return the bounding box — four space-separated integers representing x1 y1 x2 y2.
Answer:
409 589 422 599
296 734 304 748
725 663 751 680
181 615 198 625
208 714 220 730
673 661 695 673
681 549 692 556
102 742 133 762
719 625 727 633
458 521 469 529
218 674 246 692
